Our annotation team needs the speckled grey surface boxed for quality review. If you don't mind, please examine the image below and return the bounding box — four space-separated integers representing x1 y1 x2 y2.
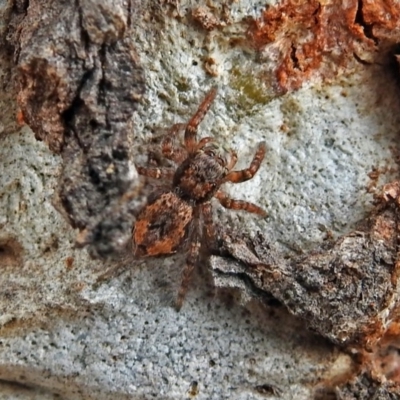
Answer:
1 1 400 399
0 109 340 400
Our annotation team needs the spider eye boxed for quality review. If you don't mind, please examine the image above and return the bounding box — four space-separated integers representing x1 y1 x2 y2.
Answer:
206 150 215 157
217 156 225 166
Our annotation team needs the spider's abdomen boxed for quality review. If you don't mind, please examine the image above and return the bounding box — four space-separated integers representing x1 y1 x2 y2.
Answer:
133 192 193 257
173 151 226 203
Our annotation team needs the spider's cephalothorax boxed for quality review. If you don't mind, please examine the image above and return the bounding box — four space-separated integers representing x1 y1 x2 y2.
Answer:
173 147 230 203
133 88 266 310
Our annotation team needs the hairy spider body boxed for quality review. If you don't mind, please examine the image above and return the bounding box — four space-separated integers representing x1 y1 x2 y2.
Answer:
134 192 193 257
133 88 266 310
173 151 227 202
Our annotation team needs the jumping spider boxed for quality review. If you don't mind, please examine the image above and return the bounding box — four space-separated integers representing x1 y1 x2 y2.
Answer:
133 88 266 310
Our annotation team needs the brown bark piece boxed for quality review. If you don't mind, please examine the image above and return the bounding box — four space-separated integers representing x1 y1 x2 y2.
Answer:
192 6 225 31
361 0 400 43
247 0 400 92
8 0 146 256
211 189 400 348
332 372 400 400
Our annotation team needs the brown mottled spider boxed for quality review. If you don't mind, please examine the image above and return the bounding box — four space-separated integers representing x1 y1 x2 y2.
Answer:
133 88 266 310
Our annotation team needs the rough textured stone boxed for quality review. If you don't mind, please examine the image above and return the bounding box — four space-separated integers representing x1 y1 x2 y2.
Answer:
211 200 400 347
1 0 400 399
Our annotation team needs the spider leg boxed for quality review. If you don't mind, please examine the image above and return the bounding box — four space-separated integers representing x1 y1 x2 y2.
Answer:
215 190 267 216
201 202 217 251
162 123 187 164
185 88 217 153
147 150 161 167
176 238 200 311
224 142 266 183
136 166 175 180
196 137 215 150
226 150 238 171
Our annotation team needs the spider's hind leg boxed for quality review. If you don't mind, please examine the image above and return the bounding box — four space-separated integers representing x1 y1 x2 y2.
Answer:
136 166 175 180
215 190 267 216
201 202 219 253
176 238 201 311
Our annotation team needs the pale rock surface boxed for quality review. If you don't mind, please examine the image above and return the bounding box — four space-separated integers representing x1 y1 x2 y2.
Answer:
1 0 400 399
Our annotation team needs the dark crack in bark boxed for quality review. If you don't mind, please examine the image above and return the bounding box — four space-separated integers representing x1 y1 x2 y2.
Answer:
7 0 146 257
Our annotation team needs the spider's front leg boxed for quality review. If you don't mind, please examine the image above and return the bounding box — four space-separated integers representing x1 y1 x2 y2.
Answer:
161 123 187 164
224 142 266 183
184 88 217 153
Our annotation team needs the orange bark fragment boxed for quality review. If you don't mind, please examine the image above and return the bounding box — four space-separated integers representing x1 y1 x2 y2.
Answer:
246 0 396 92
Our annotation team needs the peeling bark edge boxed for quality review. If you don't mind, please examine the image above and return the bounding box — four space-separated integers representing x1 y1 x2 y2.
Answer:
211 192 400 349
